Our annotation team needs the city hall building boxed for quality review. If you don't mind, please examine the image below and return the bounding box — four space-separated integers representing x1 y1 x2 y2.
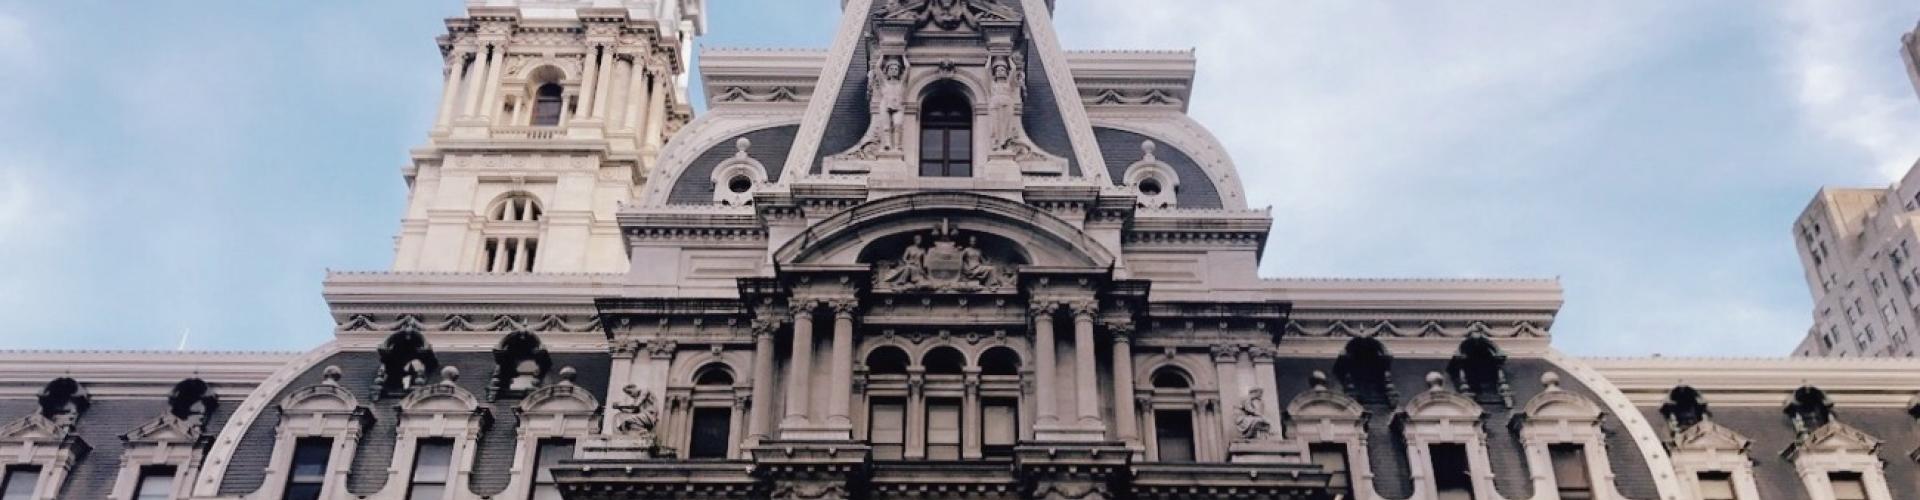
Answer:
4 1 1920 499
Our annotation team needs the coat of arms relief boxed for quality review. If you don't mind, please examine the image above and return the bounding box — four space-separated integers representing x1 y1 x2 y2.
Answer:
874 220 1018 293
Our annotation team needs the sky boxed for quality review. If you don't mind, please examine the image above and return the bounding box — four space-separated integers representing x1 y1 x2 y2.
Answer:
0 1 1917 357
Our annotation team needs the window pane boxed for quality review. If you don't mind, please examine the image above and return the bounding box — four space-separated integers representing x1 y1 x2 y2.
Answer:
951 160 971 178
413 439 455 483
1697 472 1737 500
1830 472 1868 500
135 467 177 500
921 129 944 160
982 401 1017 450
1431 443 1475 500
407 484 445 500
689 407 732 459
283 483 323 500
534 439 575 483
949 129 971 160
2 467 41 500
289 437 332 482
927 399 962 460
1310 443 1351 495
1550 444 1592 499
1154 410 1195 463
870 400 907 460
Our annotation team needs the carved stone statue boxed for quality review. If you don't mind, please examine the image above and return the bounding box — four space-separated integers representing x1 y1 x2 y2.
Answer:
613 385 660 446
987 57 1021 148
881 234 929 285
1235 388 1273 440
875 57 907 151
401 358 428 391
958 236 1003 286
873 220 1014 292
922 0 976 31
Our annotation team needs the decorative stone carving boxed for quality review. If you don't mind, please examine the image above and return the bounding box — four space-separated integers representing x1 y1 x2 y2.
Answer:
1234 388 1273 441
612 384 661 449
873 220 1016 293
879 0 1019 33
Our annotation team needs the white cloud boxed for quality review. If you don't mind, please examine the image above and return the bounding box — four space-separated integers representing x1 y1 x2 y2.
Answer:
1777 0 1920 179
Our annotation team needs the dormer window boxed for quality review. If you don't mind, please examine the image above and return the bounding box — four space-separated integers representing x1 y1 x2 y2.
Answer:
919 85 972 177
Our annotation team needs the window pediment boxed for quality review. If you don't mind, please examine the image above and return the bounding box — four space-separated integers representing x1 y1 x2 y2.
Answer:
1520 374 1604 423
1669 420 1752 453
399 367 484 415
518 367 600 416
1285 373 1364 422
1790 421 1882 457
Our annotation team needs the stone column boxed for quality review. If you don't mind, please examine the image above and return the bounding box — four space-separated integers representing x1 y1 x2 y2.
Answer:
641 74 669 149
905 369 925 459
1030 303 1059 427
1070 301 1101 428
1109 325 1138 443
459 44 492 117
1249 346 1283 437
435 50 468 127
478 41 507 120
962 369 982 459
603 340 640 434
781 304 815 429
825 299 857 430
623 62 651 132
747 319 780 442
1211 345 1242 447
590 44 617 119
577 44 602 120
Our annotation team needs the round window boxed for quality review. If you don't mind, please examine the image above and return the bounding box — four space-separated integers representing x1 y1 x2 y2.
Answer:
1138 177 1163 196
728 175 753 193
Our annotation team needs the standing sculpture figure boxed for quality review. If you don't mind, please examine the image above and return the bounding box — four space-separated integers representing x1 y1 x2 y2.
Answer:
1235 388 1273 440
988 58 1021 148
875 57 907 150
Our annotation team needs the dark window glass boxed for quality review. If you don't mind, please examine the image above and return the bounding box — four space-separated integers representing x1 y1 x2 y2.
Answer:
533 83 564 126
1431 443 1474 500
1830 472 1868 500
1550 444 1593 500
1697 471 1737 500
284 437 332 500
689 407 732 459
1154 410 1195 462
2 466 41 500
134 465 177 500
918 88 972 177
869 399 907 460
1310 443 1351 499
531 439 574 500
408 438 454 500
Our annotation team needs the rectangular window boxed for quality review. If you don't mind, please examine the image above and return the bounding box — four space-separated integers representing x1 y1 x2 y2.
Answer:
134 465 177 500
1310 443 1352 499
869 399 907 460
284 437 332 500
981 399 1018 458
688 407 733 459
1696 471 1737 500
1430 443 1475 500
925 399 962 460
1829 472 1868 500
1550 444 1593 500
408 438 454 500
1153 410 1195 463
530 439 573 500
1 466 41 500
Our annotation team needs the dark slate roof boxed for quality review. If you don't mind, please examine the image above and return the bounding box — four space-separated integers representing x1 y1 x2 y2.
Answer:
218 347 611 497
1272 357 1660 500
667 125 801 205
1639 403 1920 500
1093 127 1223 209
808 3 876 175
0 388 241 499
1016 34 1080 176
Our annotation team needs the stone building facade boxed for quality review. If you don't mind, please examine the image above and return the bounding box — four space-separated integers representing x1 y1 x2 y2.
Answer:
5 1 1920 500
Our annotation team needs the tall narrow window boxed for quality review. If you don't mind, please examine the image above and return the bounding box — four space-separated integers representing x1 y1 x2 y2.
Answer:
134 465 177 500
530 439 574 500
1829 472 1868 500
981 399 1018 458
408 438 454 500
918 86 972 177
1 466 40 500
1310 443 1352 499
284 437 332 500
1153 410 1195 463
1430 443 1475 500
532 83 564 126
926 398 962 460
869 398 907 460
1550 444 1593 500
688 407 732 459
1696 472 1737 500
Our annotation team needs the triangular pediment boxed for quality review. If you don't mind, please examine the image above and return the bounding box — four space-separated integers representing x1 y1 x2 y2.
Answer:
122 414 203 444
1670 420 1751 453
1796 421 1882 455
0 413 73 442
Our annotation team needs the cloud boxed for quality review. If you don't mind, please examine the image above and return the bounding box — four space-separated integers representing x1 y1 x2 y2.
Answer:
1776 0 1920 179
0 8 31 68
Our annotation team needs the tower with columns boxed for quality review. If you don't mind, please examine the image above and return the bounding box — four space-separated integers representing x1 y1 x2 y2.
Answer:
392 0 705 273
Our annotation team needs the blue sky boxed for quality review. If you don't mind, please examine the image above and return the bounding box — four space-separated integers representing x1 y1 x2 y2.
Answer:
0 1 1916 356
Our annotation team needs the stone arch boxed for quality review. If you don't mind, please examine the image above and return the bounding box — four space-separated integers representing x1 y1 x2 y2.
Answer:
772 192 1114 268
978 346 1020 376
493 331 553 394
1150 366 1193 389
642 117 804 206
670 350 747 388
908 75 988 115
693 363 737 386
1133 354 1218 391
922 346 967 375
866 345 911 374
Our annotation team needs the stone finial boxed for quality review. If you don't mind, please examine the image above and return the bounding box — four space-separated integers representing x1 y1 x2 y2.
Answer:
734 137 752 157
1424 371 1448 392
1140 140 1158 161
1541 372 1562 391
557 366 577 385
321 366 343 386
440 366 460 385
1309 370 1330 391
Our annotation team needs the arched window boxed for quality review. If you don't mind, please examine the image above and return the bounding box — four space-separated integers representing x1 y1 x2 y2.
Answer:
866 347 910 375
491 193 542 222
532 83 564 127
922 347 966 375
694 364 735 386
1151 367 1191 389
480 193 542 273
918 84 972 177
978 347 1020 376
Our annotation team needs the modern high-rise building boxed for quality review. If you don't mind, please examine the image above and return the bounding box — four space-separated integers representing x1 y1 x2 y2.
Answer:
6 2 1920 499
1792 22 1920 358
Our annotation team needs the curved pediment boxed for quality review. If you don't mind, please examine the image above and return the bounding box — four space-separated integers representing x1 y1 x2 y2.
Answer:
281 384 360 413
772 193 1115 269
1522 374 1604 422
401 382 482 414
1287 386 1365 420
